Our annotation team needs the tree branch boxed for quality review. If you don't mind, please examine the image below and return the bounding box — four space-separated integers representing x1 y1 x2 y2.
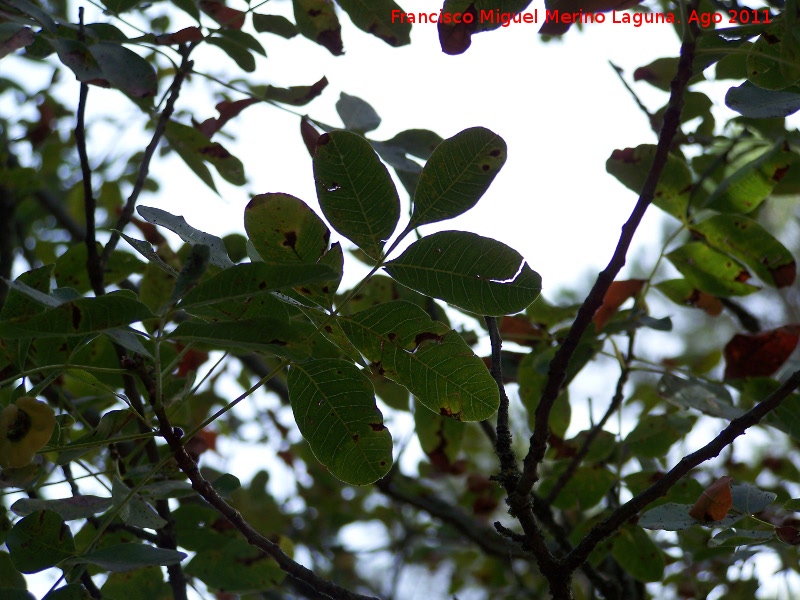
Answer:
563 368 800 570
512 20 698 509
376 471 531 560
102 46 195 265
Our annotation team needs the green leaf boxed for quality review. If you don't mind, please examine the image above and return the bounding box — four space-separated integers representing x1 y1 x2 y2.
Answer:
338 300 499 421
170 318 313 360
54 243 144 293
288 359 392 485
606 144 692 220
335 92 381 133
709 528 775 547
0 551 26 590
372 129 444 197
726 81 800 118
333 0 411 46
409 127 506 229
313 130 400 259
87 42 157 97
11 496 111 521
518 348 571 437
58 410 136 464
293 0 342 55
252 13 298 38
137 206 235 269
101 567 172 600
384 231 541 316
666 242 759 297
691 214 796 287
747 25 800 90
539 464 615 510
0 291 153 338
185 537 285 592
6 511 76 573
112 478 167 530
658 373 744 421
705 140 796 213
258 76 327 106
612 525 665 582
414 399 464 469
118 232 179 277
206 34 256 72
624 413 695 459
42 584 89 600
71 544 185 572
163 121 245 190
244 193 330 264
178 262 339 309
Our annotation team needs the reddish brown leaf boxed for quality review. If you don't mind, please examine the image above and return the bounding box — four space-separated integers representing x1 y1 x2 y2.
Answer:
155 27 205 45
196 98 260 138
593 279 645 330
688 289 723 316
199 0 245 29
723 325 800 379
499 315 545 346
689 476 733 521
771 262 797 288
177 347 210 376
300 116 322 158
777 525 800 545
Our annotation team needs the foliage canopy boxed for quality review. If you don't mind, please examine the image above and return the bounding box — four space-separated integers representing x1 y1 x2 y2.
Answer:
2 0 800 599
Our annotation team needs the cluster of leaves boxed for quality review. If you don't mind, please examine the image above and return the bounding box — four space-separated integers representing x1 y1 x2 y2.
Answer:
3 0 800 599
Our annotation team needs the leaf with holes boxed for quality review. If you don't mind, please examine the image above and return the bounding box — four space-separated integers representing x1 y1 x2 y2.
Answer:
338 301 499 421
384 231 541 316
409 127 506 229
288 359 392 485
314 130 400 260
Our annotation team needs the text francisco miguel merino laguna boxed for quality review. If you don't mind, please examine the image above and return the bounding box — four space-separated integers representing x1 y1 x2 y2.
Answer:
390 9 675 27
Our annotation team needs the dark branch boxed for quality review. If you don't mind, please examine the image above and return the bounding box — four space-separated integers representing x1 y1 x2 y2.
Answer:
513 20 699 508
103 46 195 265
563 368 800 570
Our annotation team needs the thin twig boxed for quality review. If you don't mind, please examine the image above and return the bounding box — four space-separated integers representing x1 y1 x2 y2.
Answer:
512 17 699 510
545 334 635 505
563 368 800 570
484 316 520 487
75 7 104 296
102 45 195 265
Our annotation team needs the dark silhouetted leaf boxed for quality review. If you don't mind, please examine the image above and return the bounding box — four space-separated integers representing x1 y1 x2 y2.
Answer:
384 231 541 316
726 81 800 118
334 0 411 46
6 511 76 573
259 76 327 106
288 359 392 485
87 42 157 97
11 496 112 521
70 544 185 572
252 13 298 38
611 525 665 582
335 92 380 133
313 130 399 259
164 121 245 190
155 26 204 45
199 0 245 29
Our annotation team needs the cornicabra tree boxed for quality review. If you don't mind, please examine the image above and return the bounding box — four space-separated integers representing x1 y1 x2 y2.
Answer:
2 0 800 598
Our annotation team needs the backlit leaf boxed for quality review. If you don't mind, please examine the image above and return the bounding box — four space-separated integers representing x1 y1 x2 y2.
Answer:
409 127 506 229
164 120 245 189
606 144 692 220
252 13 298 38
335 93 380 133
666 242 758 297
747 26 800 90
611 525 664 582
593 279 645 330
313 130 400 259
655 279 723 316
244 193 330 264
293 0 342 55
384 231 541 316
288 359 392 485
71 544 185 572
692 214 795 287
689 476 733 521
338 301 499 421
705 140 796 213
